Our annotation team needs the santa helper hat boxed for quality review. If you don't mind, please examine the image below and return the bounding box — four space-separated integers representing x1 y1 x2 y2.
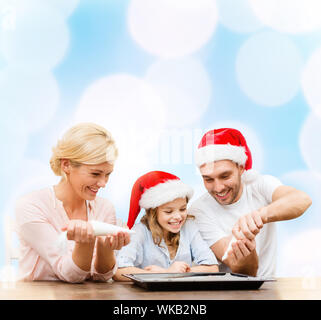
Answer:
195 128 258 183
127 171 194 229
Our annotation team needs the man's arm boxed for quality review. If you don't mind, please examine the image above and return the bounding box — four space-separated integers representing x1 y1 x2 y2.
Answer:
263 185 312 223
210 235 258 276
232 186 312 241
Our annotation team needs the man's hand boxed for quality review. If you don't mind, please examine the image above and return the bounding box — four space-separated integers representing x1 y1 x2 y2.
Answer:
224 237 258 276
232 207 267 240
224 238 256 262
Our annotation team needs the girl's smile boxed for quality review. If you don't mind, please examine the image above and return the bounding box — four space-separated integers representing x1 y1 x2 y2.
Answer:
156 197 187 235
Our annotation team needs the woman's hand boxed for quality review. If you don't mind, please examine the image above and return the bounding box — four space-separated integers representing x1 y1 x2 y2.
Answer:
95 231 130 274
167 261 190 273
61 220 96 272
144 265 167 273
62 219 95 244
97 231 130 251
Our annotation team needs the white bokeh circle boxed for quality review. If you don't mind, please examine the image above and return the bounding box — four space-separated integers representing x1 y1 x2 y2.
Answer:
0 0 80 19
75 74 167 162
299 113 321 173
301 46 321 119
0 1 69 71
3 158 59 240
190 180 207 203
5 158 59 206
0 67 60 133
216 0 263 34
46 0 80 18
249 0 321 34
0 110 29 178
236 31 303 107
145 57 212 127
280 170 321 224
206 121 264 172
278 229 321 277
99 156 154 222
127 0 218 58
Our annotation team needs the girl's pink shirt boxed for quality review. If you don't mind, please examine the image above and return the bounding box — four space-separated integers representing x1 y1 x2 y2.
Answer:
15 186 118 283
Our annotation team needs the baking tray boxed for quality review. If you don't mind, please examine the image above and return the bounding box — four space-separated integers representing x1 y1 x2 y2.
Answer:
123 272 275 291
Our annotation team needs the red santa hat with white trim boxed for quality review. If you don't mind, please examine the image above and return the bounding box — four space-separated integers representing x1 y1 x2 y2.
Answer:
195 128 258 183
127 171 194 229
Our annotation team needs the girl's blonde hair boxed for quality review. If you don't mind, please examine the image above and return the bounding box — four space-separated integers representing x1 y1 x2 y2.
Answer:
140 197 194 252
50 122 118 177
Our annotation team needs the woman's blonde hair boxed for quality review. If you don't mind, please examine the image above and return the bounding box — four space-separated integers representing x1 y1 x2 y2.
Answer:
140 197 194 252
50 122 118 177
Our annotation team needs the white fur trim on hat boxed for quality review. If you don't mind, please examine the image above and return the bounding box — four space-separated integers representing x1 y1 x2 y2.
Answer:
139 179 194 209
195 144 247 168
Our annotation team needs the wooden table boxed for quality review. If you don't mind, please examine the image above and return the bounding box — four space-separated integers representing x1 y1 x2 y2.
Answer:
0 278 320 300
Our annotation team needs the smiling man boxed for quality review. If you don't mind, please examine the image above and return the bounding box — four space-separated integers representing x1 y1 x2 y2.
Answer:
188 128 312 277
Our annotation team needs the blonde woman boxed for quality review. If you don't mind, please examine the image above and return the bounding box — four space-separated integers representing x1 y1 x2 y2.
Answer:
15 123 130 283
113 171 218 282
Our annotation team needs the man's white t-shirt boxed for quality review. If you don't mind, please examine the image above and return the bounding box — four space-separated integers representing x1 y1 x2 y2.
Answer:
188 174 282 277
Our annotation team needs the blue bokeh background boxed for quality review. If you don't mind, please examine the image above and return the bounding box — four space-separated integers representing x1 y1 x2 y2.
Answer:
1 0 320 278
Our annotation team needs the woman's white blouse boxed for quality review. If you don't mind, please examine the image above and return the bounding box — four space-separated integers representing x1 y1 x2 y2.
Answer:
116 219 218 269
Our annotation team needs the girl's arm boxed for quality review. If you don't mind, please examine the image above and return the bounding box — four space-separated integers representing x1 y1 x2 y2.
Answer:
190 264 219 273
113 266 157 281
188 222 219 272
114 264 219 281
112 224 147 281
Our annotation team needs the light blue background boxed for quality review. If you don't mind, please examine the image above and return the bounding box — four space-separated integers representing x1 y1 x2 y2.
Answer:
1 0 320 278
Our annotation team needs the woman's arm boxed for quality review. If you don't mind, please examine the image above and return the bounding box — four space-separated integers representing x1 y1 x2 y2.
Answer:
94 242 116 274
18 219 92 283
72 242 96 271
94 232 130 274
91 201 132 280
63 220 97 272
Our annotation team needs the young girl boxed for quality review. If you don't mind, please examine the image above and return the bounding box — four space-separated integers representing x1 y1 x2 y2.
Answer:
113 171 218 281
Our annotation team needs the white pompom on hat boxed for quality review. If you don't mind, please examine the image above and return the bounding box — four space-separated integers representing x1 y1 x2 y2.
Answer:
195 128 259 183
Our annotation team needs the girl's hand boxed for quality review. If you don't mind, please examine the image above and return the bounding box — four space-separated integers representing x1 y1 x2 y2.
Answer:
97 231 130 251
167 261 190 273
62 220 95 244
144 265 167 273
